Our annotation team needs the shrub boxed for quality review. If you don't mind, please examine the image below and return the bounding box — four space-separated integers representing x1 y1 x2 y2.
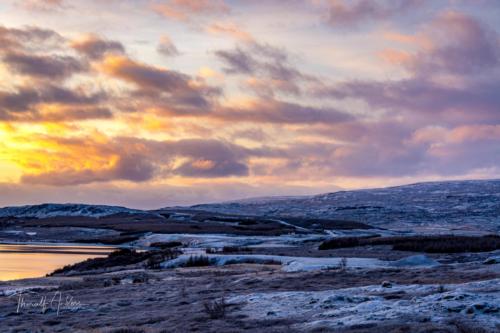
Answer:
392 235 500 253
222 246 252 253
49 248 180 275
185 255 212 267
318 237 361 250
109 329 145 333
203 297 227 319
145 249 179 269
338 257 348 271
150 241 183 249
318 234 500 253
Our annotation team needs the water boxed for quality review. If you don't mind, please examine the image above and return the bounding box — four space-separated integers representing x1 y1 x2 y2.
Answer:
0 243 116 281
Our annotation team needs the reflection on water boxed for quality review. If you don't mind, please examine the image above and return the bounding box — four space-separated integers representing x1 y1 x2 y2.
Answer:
0 243 115 281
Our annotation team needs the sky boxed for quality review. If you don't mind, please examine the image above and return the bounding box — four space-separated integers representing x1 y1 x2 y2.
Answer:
0 0 500 209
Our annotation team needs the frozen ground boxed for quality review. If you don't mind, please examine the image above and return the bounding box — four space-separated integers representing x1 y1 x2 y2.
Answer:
229 279 500 332
0 257 498 332
162 253 438 272
135 232 328 248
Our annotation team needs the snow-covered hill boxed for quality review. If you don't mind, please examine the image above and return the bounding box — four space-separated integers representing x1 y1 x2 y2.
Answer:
0 203 142 219
2 180 499 232
189 180 500 232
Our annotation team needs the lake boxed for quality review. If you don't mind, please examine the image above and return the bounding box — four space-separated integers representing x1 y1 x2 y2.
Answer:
0 243 116 281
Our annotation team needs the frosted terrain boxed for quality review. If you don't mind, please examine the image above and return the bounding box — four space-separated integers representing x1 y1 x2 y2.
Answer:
229 279 500 332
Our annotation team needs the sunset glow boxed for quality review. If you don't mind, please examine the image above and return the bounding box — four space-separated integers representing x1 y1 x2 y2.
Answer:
1 0 500 208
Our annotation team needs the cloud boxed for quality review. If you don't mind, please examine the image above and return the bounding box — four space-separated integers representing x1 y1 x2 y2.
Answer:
2 7 500 200
0 24 221 123
36 107 113 122
215 99 353 125
17 0 65 11
290 119 500 179
382 11 500 75
313 12 500 127
71 34 125 60
17 136 268 185
0 25 86 80
215 43 316 97
2 52 87 79
413 125 500 144
101 55 193 92
411 124 500 175
152 0 229 22
99 55 220 114
0 25 64 52
206 22 254 42
175 160 248 177
231 128 270 142
325 0 424 28
216 47 257 74
157 35 180 57
316 77 500 125
0 84 107 121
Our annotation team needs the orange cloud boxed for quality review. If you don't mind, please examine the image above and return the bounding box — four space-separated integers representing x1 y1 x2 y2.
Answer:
378 49 412 65
99 55 190 91
412 125 500 145
448 125 500 143
157 35 180 57
153 0 229 22
71 34 125 60
206 22 254 42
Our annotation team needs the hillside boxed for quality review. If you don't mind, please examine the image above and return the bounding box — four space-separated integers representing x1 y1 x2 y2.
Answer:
188 180 500 232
